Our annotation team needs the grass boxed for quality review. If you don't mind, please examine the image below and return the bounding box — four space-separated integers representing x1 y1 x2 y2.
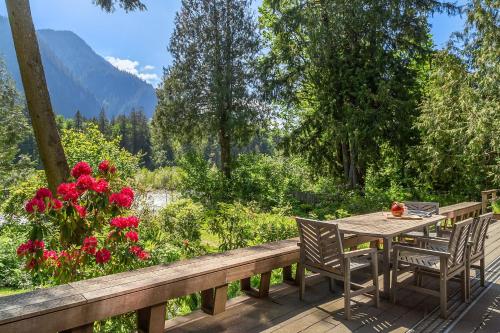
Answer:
0 287 28 297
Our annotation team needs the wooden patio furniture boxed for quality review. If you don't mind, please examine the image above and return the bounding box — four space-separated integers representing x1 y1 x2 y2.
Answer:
391 218 473 318
295 217 379 320
466 212 492 299
401 201 440 240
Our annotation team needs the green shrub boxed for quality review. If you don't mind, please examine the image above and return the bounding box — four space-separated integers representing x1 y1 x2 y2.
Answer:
254 209 297 244
155 199 206 255
0 224 34 289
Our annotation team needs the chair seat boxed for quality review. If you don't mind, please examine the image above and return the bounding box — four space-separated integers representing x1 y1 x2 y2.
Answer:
309 255 371 274
403 231 438 238
398 251 441 271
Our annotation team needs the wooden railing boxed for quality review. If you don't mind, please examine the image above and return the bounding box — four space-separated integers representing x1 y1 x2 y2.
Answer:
0 201 485 333
481 189 498 214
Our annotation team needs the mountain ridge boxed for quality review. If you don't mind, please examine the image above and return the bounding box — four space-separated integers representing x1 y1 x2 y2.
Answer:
0 16 157 118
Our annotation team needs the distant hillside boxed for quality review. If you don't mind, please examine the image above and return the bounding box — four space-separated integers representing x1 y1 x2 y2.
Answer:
0 16 156 118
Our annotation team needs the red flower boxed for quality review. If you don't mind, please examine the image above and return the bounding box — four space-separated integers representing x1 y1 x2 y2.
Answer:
98 160 110 173
95 248 111 264
73 204 87 218
51 199 63 210
26 258 38 270
120 187 134 200
17 242 31 256
82 236 98 255
76 175 96 191
25 198 46 214
137 250 149 260
43 249 58 260
129 245 142 255
109 193 133 208
71 161 92 178
125 231 138 242
35 188 53 200
92 179 109 193
129 246 149 260
110 216 139 229
32 239 45 251
57 183 80 202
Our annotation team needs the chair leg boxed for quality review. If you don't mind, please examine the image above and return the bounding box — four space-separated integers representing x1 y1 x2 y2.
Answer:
298 263 305 301
328 277 335 293
371 251 379 308
440 273 448 319
344 264 351 320
465 261 471 302
461 271 467 302
480 258 485 287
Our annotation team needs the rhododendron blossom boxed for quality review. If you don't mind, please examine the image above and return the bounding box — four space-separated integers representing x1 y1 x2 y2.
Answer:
95 248 111 264
18 160 149 283
71 161 92 178
125 231 138 242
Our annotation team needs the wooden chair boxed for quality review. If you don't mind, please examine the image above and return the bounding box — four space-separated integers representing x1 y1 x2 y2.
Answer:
391 218 473 318
466 213 492 299
402 201 440 240
295 217 379 320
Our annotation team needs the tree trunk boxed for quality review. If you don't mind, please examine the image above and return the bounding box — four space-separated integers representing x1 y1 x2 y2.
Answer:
348 136 358 188
219 124 231 179
341 140 350 184
6 0 69 192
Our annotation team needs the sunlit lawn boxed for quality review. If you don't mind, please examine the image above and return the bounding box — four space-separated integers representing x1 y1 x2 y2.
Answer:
0 287 28 297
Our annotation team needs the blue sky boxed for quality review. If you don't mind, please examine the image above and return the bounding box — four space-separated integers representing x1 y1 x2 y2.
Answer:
0 0 466 87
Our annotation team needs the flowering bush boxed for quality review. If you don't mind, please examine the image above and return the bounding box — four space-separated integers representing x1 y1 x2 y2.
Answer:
17 160 149 283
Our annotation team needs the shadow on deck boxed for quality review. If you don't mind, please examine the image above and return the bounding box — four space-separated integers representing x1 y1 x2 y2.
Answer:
166 221 500 333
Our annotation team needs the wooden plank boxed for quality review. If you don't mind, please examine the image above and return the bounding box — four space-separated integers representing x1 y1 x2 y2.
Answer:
137 303 166 333
60 323 94 333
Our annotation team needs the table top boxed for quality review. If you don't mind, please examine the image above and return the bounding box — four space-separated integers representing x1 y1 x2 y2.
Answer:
330 212 446 238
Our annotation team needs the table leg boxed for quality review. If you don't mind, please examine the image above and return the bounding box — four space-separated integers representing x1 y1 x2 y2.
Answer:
383 237 392 298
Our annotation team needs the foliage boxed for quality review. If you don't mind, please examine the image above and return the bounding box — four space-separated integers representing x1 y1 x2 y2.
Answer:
62 124 140 179
153 0 266 177
414 0 499 195
0 59 35 203
17 161 150 284
207 202 297 251
0 224 34 290
134 167 184 191
259 0 455 188
155 199 205 255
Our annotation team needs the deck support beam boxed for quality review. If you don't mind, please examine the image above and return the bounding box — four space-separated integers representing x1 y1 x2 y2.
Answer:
137 302 166 333
241 271 272 298
201 284 228 315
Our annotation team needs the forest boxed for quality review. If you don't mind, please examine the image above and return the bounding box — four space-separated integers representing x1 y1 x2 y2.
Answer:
0 0 498 331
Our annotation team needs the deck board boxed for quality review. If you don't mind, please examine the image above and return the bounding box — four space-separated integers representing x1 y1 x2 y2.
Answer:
165 219 500 333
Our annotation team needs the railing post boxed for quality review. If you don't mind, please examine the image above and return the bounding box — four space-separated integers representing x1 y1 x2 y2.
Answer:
201 284 228 315
60 324 94 333
482 191 488 213
283 265 298 285
137 303 167 333
240 271 272 297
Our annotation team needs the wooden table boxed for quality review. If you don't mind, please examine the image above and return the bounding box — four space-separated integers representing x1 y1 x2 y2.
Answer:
330 212 446 297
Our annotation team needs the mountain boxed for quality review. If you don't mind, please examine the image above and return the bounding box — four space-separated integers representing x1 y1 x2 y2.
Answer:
0 16 156 118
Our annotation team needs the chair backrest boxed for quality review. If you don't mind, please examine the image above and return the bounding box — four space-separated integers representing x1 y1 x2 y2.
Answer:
470 213 492 257
295 217 344 271
447 218 474 268
403 201 439 214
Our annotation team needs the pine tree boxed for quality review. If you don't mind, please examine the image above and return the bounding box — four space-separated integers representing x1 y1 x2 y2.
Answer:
74 110 84 130
98 108 111 138
153 0 264 178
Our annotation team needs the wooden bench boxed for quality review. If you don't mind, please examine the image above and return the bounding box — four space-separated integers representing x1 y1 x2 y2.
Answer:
439 202 482 232
481 189 498 214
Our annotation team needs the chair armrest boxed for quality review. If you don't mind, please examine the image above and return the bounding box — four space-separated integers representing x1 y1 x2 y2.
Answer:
393 244 449 258
342 247 376 258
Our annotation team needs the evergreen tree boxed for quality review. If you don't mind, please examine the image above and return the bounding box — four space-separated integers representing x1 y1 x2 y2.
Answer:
98 107 111 138
74 110 84 130
153 0 265 178
259 0 457 188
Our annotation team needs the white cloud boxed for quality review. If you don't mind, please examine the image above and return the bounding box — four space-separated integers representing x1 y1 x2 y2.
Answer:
105 56 160 86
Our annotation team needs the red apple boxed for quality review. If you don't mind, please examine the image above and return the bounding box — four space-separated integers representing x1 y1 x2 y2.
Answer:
391 202 404 217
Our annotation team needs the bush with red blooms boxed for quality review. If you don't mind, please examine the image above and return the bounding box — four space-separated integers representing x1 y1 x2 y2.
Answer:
17 160 149 283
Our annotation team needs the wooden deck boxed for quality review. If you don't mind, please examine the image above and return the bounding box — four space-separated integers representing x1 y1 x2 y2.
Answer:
165 218 500 333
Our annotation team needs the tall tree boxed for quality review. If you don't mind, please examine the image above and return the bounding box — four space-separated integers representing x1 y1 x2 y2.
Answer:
97 107 111 138
153 0 264 178
5 0 145 192
259 0 456 188
74 110 84 130
415 0 499 194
